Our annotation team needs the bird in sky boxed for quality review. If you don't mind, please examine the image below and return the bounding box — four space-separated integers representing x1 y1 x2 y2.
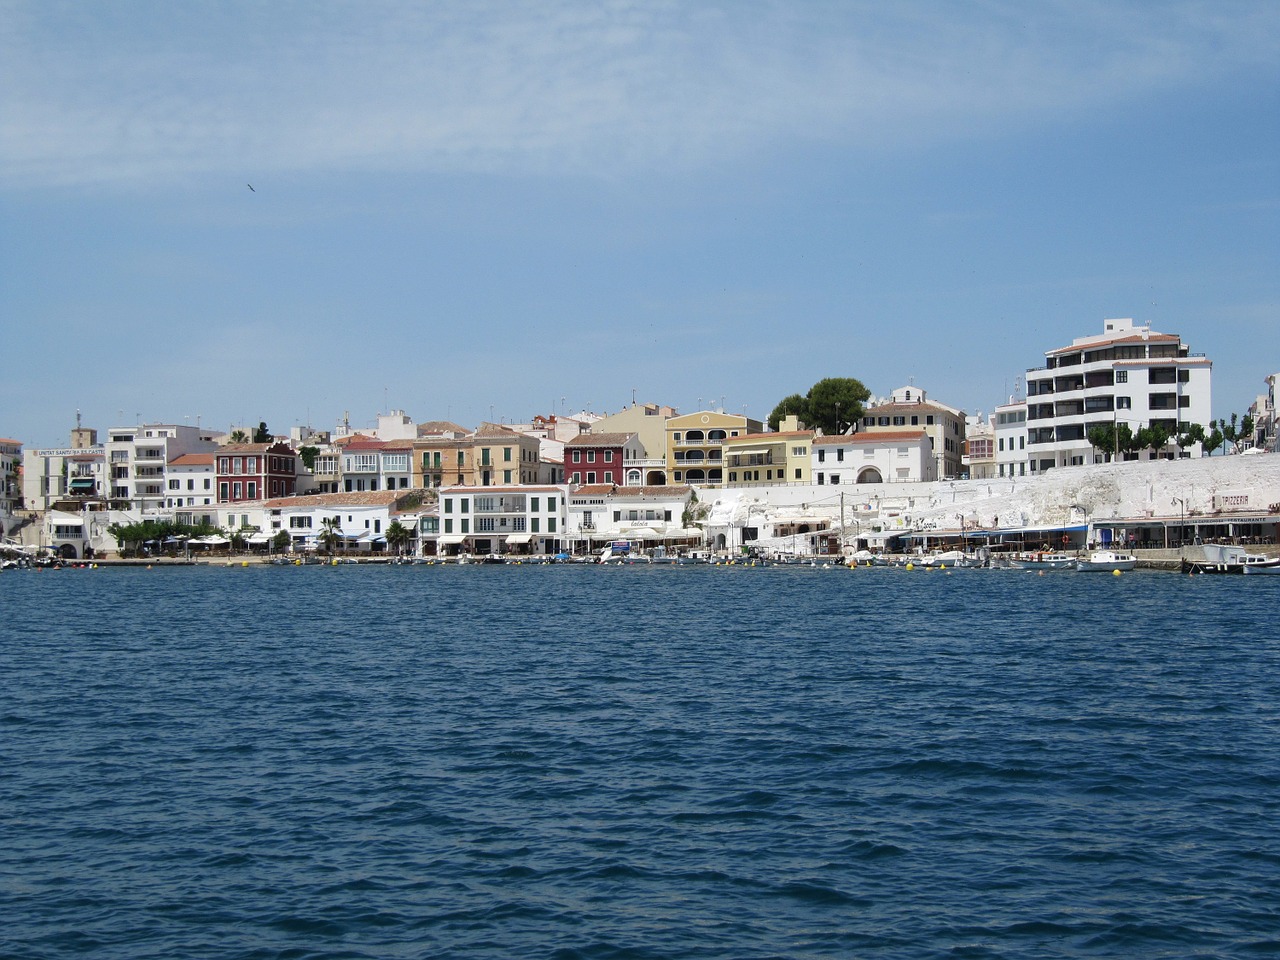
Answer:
247 184 255 192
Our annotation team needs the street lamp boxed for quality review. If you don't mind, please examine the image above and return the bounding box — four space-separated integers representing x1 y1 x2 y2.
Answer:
1171 496 1186 553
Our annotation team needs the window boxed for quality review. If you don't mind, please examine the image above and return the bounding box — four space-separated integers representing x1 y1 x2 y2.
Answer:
587 472 596 484
444 498 453 514
573 450 581 463
168 479 180 490
504 448 512 462
232 482 242 499
548 518 556 532
587 451 596 462
893 416 905 426
247 481 257 499
531 497 540 511
604 451 613 462
444 518 453 533
1117 397 1132 409
531 517 539 533
926 415 935 425
503 470 512 483
461 519 469 533
1116 370 1129 383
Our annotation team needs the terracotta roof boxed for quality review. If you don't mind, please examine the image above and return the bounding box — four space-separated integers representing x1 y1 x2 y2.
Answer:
0 438 22 445
343 438 387 451
473 422 526 438
565 432 636 447
814 430 928 445
864 401 956 415
169 453 214 466
572 484 694 497
417 420 470 436
261 490 408 509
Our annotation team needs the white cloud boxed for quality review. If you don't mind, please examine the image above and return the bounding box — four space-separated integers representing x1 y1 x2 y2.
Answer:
1 0 1275 186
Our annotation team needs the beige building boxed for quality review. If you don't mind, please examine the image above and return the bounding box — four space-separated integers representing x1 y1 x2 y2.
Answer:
860 386 966 480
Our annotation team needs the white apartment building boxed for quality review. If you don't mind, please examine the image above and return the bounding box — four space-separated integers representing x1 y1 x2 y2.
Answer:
1250 374 1277 452
166 453 217 509
993 399 1029 478
105 423 219 512
437 485 569 556
1025 318 1212 471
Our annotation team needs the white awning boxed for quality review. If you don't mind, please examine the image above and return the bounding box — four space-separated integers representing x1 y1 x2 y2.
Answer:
504 533 532 544
247 532 273 543
438 533 468 544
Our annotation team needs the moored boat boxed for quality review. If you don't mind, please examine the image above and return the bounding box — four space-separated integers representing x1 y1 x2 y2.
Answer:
1184 544 1280 574
1241 556 1280 576
1076 551 1137 572
1012 552 1077 570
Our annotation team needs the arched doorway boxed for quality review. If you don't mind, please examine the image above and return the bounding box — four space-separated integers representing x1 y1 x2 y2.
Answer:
857 467 883 484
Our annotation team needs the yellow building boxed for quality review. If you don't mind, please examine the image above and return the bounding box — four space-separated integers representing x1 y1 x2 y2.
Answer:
665 410 765 486
722 428 813 486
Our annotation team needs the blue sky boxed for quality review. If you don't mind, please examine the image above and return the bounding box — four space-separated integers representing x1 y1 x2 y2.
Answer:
2 1 1276 447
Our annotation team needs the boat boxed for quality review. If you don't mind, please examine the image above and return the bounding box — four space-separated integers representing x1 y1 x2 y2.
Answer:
1184 544 1280 575
1012 552 1077 571
1242 557 1280 576
1076 551 1137 572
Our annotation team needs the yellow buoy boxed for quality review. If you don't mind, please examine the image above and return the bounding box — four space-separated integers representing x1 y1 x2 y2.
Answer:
1112 568 1122 576
905 562 914 570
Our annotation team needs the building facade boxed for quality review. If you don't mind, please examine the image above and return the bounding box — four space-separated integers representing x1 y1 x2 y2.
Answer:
215 442 298 503
812 430 935 484
564 433 643 487
861 386 966 480
106 423 219 512
1025 317 1212 470
665 411 765 487
437 485 568 556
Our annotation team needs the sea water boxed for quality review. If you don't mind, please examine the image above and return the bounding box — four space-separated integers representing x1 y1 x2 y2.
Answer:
2 564 1279 959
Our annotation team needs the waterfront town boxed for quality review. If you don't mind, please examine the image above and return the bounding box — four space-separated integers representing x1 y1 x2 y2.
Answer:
3 318 1278 567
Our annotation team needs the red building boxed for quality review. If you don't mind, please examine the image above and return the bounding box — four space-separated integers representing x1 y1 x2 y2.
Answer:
563 433 639 487
216 442 298 503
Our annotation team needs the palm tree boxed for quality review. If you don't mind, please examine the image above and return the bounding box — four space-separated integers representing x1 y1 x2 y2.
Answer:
229 429 249 443
319 516 341 555
385 520 411 557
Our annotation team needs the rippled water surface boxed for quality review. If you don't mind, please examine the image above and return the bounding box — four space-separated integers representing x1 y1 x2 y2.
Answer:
3 564 1279 959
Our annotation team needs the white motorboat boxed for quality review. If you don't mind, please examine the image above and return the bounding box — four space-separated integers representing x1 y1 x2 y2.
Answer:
1241 556 1280 576
1076 551 1137 572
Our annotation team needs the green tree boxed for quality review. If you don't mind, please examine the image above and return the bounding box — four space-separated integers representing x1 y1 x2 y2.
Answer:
767 394 809 431
272 530 291 552
1176 422 1206 454
385 520 411 556
299 445 320 471
253 421 271 443
229 429 249 443
1136 424 1170 456
319 516 341 555
1087 424 1116 460
768 378 869 434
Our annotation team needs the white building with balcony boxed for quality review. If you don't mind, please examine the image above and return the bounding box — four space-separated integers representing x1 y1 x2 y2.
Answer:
1024 318 1212 471
993 399 1029 478
105 423 219 512
437 485 569 556
565 484 699 554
